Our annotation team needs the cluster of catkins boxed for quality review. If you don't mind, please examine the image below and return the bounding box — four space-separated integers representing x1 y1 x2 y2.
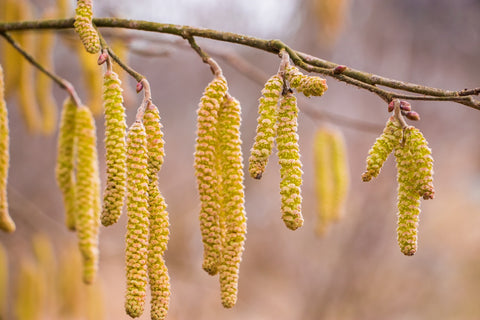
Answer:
362 101 434 256
248 63 328 230
313 127 349 235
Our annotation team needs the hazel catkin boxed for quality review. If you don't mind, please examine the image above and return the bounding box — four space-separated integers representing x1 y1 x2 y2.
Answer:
74 0 100 54
217 94 247 308
276 91 304 230
248 74 283 179
0 65 14 233
194 76 228 276
74 105 100 284
101 69 127 226
55 98 77 231
362 116 403 182
285 65 328 97
124 121 149 318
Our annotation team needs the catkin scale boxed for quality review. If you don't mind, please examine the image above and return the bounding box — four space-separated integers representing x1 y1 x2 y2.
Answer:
74 0 100 54
285 65 328 97
125 121 149 318
194 76 228 275
144 103 170 319
217 95 246 308
0 65 14 233
55 98 77 230
74 106 100 284
276 92 304 230
248 74 283 179
101 70 127 226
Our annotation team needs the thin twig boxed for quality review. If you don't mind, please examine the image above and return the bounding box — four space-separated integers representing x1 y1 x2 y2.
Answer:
185 35 222 77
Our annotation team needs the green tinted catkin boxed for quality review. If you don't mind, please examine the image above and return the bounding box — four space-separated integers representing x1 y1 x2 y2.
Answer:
276 92 304 230
0 65 14 233
125 121 149 318
248 74 283 179
408 128 434 200
56 98 77 230
194 76 228 275
362 116 403 182
74 0 100 54
285 65 328 97
329 129 349 221
101 69 127 226
143 103 170 320
217 95 247 308
74 106 100 284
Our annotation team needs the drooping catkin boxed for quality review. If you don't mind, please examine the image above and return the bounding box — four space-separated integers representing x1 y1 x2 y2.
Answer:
143 103 170 319
55 97 77 231
74 0 100 54
1 0 21 96
101 69 127 226
276 91 304 230
248 74 283 179
362 116 403 182
74 105 100 284
194 76 228 275
285 65 328 97
0 65 14 233
34 24 58 135
329 129 349 221
217 94 247 308
407 128 434 200
32 234 57 317
124 121 149 318
14 260 44 320
76 43 103 115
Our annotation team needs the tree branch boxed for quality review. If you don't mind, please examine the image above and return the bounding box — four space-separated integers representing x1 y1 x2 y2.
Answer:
1 18 479 110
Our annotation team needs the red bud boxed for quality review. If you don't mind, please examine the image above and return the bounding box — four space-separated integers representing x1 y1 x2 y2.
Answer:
136 82 144 93
333 65 347 74
400 101 412 111
405 111 420 121
97 52 108 65
388 101 395 112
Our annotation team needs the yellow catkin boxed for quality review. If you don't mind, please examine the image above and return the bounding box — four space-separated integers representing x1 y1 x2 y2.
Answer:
101 69 127 226
34 23 58 135
76 44 103 115
285 65 328 97
56 0 71 18
217 94 247 308
0 65 14 233
248 74 283 179
32 234 57 317
55 97 77 231
143 102 170 320
276 92 304 230
311 0 349 45
124 121 149 318
14 260 45 320
194 76 228 275
362 116 403 182
1 0 21 96
74 105 100 284
74 0 100 54
0 243 8 318
313 127 350 235
408 128 435 200
57 246 84 318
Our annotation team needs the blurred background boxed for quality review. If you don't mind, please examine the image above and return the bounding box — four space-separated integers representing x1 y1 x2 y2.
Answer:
1 0 480 319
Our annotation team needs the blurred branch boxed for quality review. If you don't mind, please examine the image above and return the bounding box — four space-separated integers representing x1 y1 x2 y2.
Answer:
1 18 479 110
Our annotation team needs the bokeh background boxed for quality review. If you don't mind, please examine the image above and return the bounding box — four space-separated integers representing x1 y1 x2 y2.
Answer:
1 0 480 319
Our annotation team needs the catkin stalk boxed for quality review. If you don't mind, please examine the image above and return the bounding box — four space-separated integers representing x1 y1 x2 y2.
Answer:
248 74 283 179
74 106 100 284
217 94 247 308
124 121 149 318
0 65 14 233
101 69 127 226
276 92 304 230
55 98 77 231
194 76 228 275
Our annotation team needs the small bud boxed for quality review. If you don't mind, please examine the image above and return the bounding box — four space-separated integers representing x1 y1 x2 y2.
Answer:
400 101 412 111
405 111 420 121
333 65 347 74
97 51 108 65
136 82 143 93
388 101 395 112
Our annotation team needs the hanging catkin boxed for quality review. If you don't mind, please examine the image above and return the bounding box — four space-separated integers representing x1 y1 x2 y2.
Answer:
194 76 228 275
74 105 100 284
217 94 247 308
76 43 103 115
407 128 434 200
362 116 403 182
56 97 77 230
101 69 127 226
276 91 304 230
74 0 100 54
248 74 283 179
0 65 14 233
285 65 328 97
143 102 170 320
124 121 149 318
